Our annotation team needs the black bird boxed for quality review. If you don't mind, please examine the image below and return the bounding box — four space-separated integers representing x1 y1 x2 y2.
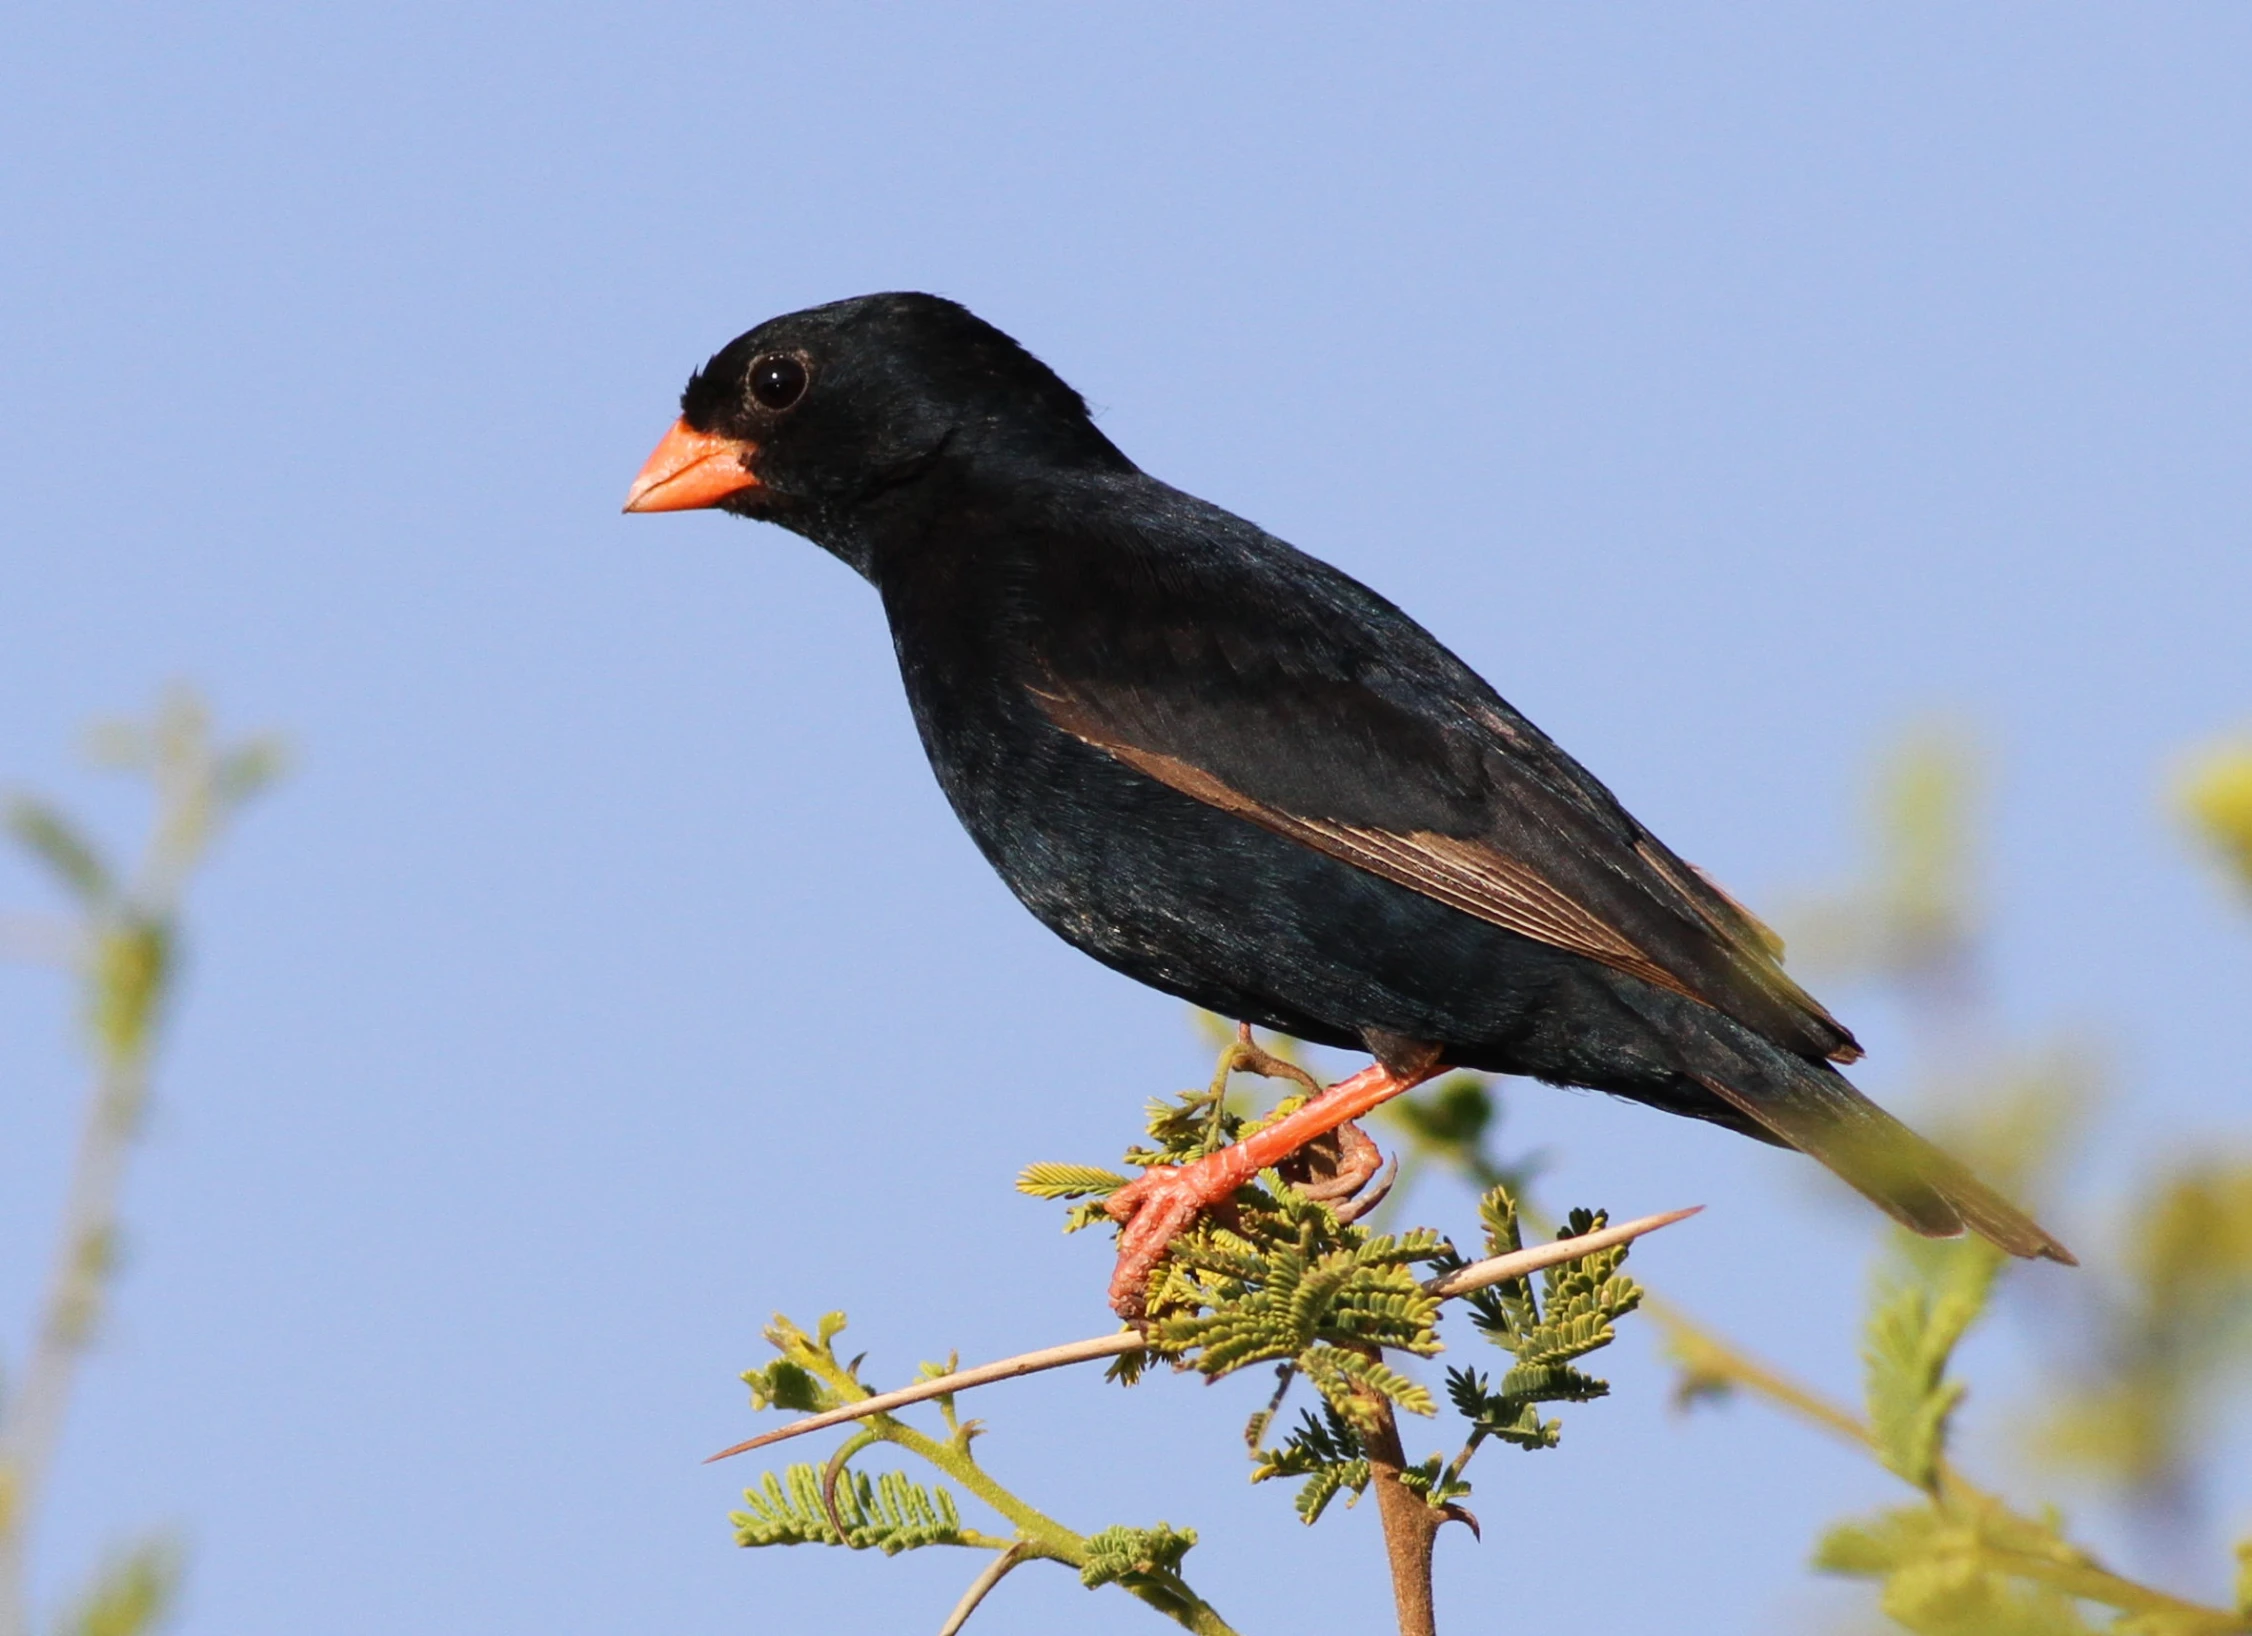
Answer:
626 292 2073 1313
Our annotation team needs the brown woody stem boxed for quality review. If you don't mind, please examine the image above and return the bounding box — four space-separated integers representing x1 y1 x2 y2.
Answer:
1359 1382 1441 1636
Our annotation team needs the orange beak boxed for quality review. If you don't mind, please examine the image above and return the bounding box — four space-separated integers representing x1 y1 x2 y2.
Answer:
622 419 762 512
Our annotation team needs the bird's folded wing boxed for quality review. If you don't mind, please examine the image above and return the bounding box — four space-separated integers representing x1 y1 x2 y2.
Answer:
1023 566 1858 1064
1039 712 1683 988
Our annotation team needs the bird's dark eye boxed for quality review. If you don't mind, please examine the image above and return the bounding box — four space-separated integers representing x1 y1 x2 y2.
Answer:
748 353 809 411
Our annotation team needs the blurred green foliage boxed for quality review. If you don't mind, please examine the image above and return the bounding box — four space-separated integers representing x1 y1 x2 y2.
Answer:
2181 741 2252 896
2030 1162 2252 1508
55 1546 177 1636
0 692 281 1636
1785 726 1986 986
1812 1231 2242 1634
1688 730 2252 1631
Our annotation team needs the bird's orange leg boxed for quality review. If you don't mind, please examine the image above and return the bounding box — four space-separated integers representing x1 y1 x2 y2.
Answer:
1103 1058 1443 1317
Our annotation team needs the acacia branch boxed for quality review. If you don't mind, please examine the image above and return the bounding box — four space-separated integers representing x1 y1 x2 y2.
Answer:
710 1205 1699 1462
935 1543 1029 1636
1650 1301 2248 1631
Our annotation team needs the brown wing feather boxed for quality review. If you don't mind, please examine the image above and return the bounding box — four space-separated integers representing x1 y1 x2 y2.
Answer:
1047 707 1713 1009
1031 639 1859 1068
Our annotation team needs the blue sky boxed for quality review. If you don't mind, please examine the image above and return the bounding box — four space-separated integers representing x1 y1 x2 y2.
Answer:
3 7 2248 1633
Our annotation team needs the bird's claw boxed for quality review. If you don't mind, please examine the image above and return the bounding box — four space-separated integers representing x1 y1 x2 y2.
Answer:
1103 1156 1244 1319
1102 1117 1395 1317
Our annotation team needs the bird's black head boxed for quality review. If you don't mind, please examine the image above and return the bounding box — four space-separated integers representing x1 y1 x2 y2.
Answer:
624 293 1128 570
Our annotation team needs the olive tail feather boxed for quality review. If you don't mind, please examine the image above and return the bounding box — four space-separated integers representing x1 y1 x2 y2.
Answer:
1690 1070 2077 1267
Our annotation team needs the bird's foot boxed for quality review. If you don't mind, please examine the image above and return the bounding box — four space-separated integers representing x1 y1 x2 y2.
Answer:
1103 1144 1264 1319
1284 1119 1395 1221
1102 1058 1439 1318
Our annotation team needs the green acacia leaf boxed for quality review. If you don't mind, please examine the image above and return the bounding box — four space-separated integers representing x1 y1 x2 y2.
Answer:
1079 1523 1198 1588
732 1462 973 1555
1016 1161 1131 1199
60 1539 179 1636
5 798 111 905
1863 1245 2000 1492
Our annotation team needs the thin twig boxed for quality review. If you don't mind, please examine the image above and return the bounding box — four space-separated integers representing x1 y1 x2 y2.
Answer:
0 1044 150 1636
709 1335 1141 1461
1422 1206 1700 1301
0 695 274 1636
708 1205 1700 1461
819 1430 878 1542
935 1543 1030 1636
1648 1297 1872 1450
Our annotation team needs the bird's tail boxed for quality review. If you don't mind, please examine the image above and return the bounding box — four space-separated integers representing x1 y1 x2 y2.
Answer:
1685 1055 2076 1267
